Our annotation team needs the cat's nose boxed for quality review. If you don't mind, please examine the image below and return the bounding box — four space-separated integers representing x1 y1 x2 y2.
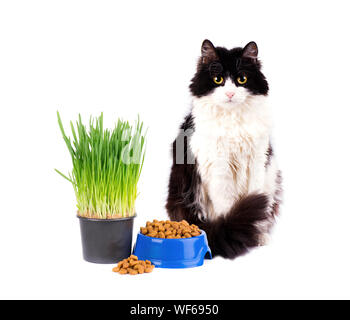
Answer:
225 92 235 99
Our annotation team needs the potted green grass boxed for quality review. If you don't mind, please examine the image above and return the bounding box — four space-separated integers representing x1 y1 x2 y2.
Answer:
56 112 146 263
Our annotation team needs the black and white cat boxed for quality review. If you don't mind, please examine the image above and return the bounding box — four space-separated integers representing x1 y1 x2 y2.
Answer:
166 40 282 259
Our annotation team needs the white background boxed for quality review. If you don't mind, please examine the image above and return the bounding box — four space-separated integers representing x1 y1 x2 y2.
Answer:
0 0 349 300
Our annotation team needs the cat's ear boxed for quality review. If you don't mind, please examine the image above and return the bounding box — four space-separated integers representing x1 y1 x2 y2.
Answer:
201 39 218 64
242 41 258 60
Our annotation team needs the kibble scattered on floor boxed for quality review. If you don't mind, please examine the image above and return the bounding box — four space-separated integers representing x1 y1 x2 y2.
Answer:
112 255 155 275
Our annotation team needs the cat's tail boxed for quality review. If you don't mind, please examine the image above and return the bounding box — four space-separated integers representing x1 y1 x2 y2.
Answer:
197 193 270 259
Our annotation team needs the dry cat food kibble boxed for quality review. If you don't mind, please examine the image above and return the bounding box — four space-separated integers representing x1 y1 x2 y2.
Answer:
112 255 155 275
140 219 201 239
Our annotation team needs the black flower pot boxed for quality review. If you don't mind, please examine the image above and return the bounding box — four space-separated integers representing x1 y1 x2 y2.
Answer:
78 215 135 264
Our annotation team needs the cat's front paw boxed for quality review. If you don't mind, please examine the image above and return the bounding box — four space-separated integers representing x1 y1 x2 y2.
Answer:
258 233 270 246
212 200 234 217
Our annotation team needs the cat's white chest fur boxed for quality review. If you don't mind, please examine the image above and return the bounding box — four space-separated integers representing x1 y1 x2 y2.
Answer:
190 95 271 220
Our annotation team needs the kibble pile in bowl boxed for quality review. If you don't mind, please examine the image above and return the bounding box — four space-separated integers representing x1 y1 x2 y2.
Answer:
140 219 201 239
112 255 155 275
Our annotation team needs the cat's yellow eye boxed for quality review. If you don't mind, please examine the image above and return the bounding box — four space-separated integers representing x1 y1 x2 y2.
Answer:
213 76 224 85
237 75 248 85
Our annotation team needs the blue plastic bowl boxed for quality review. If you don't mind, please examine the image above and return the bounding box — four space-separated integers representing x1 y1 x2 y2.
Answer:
133 230 212 268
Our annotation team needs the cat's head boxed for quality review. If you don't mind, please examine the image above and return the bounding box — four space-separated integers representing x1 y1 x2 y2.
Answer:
190 40 268 108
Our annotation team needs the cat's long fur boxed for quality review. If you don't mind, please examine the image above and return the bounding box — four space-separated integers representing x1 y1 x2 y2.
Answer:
166 40 282 259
